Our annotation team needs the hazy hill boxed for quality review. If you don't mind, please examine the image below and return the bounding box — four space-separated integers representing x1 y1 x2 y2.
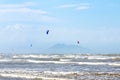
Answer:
44 44 92 54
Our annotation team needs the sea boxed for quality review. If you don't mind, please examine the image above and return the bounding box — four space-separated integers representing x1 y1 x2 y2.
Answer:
0 53 120 80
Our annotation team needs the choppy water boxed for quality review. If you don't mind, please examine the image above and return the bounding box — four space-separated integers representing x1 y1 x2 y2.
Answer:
0 54 120 80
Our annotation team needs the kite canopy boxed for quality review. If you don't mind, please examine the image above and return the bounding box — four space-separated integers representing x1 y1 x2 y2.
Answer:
46 30 49 34
30 44 32 47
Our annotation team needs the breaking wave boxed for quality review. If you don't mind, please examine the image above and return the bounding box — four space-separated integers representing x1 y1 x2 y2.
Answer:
0 54 120 80
11 54 120 60
0 69 120 80
0 54 119 66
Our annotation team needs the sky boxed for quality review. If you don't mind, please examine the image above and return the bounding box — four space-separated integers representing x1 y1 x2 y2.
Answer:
0 0 120 53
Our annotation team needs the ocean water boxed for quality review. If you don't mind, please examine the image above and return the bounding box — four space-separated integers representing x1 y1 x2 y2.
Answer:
0 54 120 80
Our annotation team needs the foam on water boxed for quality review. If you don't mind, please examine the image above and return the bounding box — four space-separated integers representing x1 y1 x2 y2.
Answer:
0 59 11 62
59 59 72 62
26 59 120 66
0 69 119 80
12 54 61 59
0 54 120 66
10 54 120 60
0 54 120 80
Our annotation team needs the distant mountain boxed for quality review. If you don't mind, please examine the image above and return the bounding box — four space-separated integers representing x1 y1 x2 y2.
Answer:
44 44 93 54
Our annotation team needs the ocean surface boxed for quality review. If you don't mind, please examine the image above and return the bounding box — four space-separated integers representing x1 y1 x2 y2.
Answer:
0 53 120 80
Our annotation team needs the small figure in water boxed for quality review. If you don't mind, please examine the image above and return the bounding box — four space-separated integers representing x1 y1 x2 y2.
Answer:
46 30 49 35
77 41 79 44
30 44 32 47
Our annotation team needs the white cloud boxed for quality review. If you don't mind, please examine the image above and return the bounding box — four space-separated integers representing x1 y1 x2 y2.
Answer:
0 8 46 14
76 6 90 10
0 2 36 8
0 2 57 23
58 3 91 10
5 24 25 30
76 3 90 10
58 4 76 8
0 2 46 14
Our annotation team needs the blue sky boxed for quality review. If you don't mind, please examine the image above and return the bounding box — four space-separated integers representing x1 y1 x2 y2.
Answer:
0 0 120 53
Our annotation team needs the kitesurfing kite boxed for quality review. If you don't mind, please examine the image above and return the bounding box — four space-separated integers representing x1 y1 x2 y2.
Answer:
46 30 49 35
77 41 80 44
30 44 32 47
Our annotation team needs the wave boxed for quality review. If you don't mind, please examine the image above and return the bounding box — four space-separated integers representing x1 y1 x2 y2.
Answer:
59 59 72 62
0 54 119 80
0 73 70 80
26 59 120 66
12 54 51 58
43 71 120 76
11 54 120 60
0 69 70 80
12 54 64 59
0 59 12 62
0 54 120 67
0 58 120 66
43 71 120 79
0 69 119 80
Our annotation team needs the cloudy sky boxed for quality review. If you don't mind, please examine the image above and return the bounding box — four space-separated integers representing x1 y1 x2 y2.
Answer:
0 0 120 53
